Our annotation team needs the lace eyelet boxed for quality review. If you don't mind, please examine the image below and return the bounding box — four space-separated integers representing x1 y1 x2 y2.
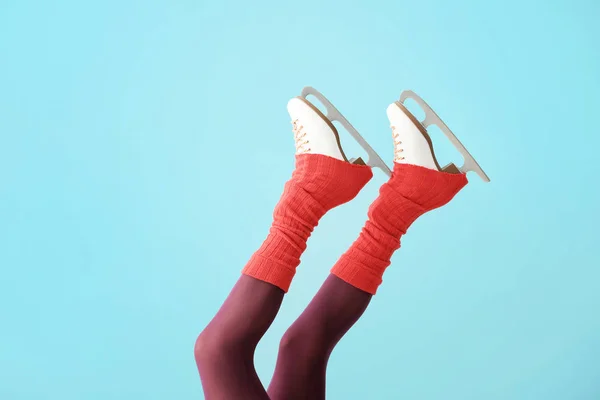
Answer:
292 119 312 153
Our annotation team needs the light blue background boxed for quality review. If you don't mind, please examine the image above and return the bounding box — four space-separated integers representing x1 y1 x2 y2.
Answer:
1 1 599 399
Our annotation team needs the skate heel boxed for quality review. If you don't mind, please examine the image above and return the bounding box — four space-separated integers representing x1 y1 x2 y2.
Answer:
398 90 490 182
442 163 461 174
349 157 366 166
300 86 392 177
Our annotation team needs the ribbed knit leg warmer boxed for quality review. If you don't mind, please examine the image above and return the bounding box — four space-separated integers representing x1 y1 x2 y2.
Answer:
332 163 468 294
242 154 373 292
268 163 469 400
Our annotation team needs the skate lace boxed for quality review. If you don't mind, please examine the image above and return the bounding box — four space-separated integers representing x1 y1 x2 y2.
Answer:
292 119 311 154
391 126 405 161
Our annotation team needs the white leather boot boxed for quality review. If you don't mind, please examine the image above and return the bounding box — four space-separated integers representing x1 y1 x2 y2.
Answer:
287 97 357 162
386 101 460 174
388 90 490 181
287 87 397 175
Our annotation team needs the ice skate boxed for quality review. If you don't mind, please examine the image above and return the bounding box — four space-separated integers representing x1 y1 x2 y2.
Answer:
291 87 392 176
387 91 490 182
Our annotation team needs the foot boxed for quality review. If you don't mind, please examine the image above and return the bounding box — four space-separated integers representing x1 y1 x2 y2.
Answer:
287 97 348 161
386 102 460 173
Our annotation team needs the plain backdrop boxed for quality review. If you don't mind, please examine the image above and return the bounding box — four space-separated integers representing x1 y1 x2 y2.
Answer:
1 0 599 399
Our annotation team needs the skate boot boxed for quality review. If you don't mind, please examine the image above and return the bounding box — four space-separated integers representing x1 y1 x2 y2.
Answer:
388 91 490 181
293 87 392 175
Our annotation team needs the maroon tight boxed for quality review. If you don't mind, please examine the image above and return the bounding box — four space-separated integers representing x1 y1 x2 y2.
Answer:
195 274 371 400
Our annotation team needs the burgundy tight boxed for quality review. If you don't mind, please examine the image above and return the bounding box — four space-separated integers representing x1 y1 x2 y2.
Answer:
195 274 371 400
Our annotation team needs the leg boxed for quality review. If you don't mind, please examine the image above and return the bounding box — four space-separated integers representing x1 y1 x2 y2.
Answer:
268 163 468 400
194 93 373 399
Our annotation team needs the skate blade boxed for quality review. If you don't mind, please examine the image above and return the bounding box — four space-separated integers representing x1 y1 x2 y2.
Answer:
300 86 392 177
398 90 491 182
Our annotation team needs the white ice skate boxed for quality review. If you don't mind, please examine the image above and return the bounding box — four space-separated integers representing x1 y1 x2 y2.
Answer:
288 87 392 175
387 91 490 182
